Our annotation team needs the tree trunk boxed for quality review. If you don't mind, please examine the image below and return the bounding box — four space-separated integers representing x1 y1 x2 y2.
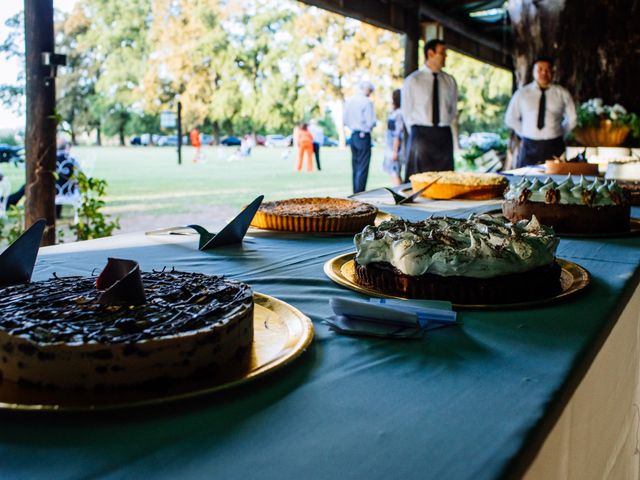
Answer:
212 121 220 145
119 124 125 146
508 0 640 115
24 0 56 245
96 125 102 146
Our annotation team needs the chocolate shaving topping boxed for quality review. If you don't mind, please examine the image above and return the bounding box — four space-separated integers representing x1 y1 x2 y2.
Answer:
0 271 252 345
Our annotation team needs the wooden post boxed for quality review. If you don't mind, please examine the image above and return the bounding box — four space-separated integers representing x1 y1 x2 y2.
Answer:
177 101 182 165
403 9 420 78
24 0 57 245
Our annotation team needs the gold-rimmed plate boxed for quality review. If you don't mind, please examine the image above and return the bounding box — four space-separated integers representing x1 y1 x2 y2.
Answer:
247 210 396 235
483 209 640 238
0 293 313 412
324 252 590 310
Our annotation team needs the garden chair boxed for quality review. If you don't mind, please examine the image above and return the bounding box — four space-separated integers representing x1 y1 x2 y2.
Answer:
55 156 81 223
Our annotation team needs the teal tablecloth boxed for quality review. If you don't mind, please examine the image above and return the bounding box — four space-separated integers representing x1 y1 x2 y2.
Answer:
1 204 639 480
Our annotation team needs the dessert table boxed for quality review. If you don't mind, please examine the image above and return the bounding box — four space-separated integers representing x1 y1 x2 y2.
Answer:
1 196 639 480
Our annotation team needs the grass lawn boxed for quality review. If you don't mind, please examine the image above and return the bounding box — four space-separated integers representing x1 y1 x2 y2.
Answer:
2 145 393 222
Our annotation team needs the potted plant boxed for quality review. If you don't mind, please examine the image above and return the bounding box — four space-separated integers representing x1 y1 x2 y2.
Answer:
574 98 640 146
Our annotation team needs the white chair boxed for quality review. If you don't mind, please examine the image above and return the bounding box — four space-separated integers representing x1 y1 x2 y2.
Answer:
0 174 11 218
55 156 81 222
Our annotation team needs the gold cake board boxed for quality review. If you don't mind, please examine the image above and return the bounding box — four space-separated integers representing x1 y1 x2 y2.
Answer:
0 293 313 412
324 252 590 310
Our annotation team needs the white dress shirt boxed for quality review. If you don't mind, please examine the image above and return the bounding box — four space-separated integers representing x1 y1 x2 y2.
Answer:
401 66 458 129
309 124 325 144
505 82 577 140
343 93 376 133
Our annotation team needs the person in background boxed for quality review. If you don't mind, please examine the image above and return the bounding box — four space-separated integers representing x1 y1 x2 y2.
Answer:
296 123 315 172
505 56 577 168
308 119 324 171
239 134 254 157
343 81 376 193
7 137 79 218
402 39 458 180
190 127 202 163
383 89 404 185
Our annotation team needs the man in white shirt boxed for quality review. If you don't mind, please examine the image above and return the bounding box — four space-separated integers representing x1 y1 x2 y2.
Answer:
343 81 376 193
505 56 577 168
309 119 325 171
402 39 458 180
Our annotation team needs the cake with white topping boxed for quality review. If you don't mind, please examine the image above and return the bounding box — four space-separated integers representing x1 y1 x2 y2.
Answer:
353 215 560 304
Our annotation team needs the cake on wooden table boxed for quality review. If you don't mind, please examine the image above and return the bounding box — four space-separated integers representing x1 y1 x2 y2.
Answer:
409 171 508 200
0 260 254 390
251 197 378 232
353 214 561 304
502 176 630 234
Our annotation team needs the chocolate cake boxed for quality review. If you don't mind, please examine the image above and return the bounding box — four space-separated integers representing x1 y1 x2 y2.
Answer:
502 176 630 234
353 215 561 304
251 197 378 232
0 270 254 389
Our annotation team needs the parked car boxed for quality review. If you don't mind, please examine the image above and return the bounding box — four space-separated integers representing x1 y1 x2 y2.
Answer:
323 137 338 147
221 136 241 146
199 134 214 145
157 135 188 146
255 135 266 146
265 134 292 147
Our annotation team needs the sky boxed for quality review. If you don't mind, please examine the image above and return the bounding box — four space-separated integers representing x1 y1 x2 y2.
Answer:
0 0 77 129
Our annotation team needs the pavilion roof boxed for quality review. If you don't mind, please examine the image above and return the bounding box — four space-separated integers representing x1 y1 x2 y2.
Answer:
301 0 512 70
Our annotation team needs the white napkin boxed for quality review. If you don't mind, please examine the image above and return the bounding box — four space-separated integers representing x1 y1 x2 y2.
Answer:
326 297 458 339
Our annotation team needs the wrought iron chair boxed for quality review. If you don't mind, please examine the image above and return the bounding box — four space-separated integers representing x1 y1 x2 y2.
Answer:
0 174 10 218
54 155 81 223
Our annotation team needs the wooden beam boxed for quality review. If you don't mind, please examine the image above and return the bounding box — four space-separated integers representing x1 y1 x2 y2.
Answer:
419 2 508 55
403 7 420 76
24 0 57 245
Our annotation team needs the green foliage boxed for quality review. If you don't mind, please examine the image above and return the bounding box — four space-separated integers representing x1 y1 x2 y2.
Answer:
577 98 640 138
447 50 512 135
0 205 25 246
69 171 119 241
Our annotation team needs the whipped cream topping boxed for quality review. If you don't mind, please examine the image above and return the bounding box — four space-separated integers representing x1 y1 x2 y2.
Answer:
354 215 559 279
504 175 626 206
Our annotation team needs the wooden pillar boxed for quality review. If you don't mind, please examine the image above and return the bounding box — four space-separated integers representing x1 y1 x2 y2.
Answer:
24 0 57 245
403 9 420 78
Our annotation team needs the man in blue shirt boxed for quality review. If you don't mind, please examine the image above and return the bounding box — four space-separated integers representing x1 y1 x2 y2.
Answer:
343 81 376 193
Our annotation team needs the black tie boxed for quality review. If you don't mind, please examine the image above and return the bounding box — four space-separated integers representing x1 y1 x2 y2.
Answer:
537 89 546 129
432 73 440 126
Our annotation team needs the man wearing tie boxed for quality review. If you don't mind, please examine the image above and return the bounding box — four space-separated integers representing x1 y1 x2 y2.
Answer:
402 39 458 180
343 81 376 193
505 56 577 168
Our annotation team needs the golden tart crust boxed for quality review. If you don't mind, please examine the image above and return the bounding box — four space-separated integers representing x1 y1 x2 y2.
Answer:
251 197 378 232
410 171 508 200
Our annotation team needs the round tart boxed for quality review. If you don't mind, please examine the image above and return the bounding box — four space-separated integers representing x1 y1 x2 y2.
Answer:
251 197 378 232
410 171 508 200
353 215 561 304
0 271 254 390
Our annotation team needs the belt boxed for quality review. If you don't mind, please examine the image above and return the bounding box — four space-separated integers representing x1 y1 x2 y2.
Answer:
352 130 371 135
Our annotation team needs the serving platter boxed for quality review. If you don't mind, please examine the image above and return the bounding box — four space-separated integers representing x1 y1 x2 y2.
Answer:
0 293 313 412
324 252 590 310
